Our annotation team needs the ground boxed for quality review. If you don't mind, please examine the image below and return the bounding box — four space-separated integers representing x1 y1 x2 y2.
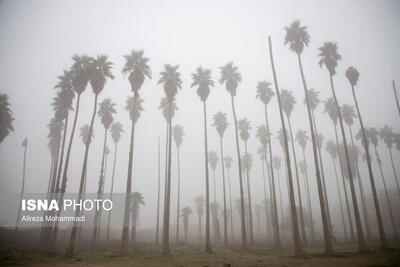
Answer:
1 243 400 266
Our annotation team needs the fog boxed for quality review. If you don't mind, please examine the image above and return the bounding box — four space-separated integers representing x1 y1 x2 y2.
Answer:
0 0 399 235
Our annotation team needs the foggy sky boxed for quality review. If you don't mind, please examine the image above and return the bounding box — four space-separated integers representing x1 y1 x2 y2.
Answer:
0 0 399 228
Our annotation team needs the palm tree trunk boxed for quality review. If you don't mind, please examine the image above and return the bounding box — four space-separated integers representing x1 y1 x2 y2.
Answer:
175 147 181 243
66 93 98 257
296 53 332 254
268 36 303 257
262 159 271 240
54 115 69 196
202 101 212 253
78 167 88 242
301 149 315 243
15 145 27 230
287 118 307 246
220 137 228 246
388 148 400 197
46 157 54 197
162 118 173 254
374 146 398 240
155 137 161 245
350 83 387 248
264 104 281 248
265 159 273 241
393 80 400 119
227 168 234 241
244 142 254 244
328 73 367 253
131 208 137 245
230 95 247 249
348 126 372 241
107 142 118 241
91 127 108 248
276 169 284 239
332 156 348 241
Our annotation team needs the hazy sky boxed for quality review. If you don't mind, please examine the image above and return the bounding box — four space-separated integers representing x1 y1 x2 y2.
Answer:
0 0 399 228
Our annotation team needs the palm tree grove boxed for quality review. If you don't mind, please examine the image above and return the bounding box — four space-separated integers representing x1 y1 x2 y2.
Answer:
1 1 400 266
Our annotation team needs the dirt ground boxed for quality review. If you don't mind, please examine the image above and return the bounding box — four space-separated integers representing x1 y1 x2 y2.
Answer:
1 243 400 267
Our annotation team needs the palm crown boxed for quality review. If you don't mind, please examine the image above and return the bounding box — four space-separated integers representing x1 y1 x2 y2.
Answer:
379 125 394 149
256 81 275 105
89 55 114 95
224 156 233 169
272 156 281 170
191 67 214 102
219 62 241 97
71 54 92 94
194 196 204 216
324 97 339 124
80 124 94 145
318 42 341 75
159 97 177 122
208 151 219 171
241 153 253 171
341 104 356 126
238 118 251 142
181 206 193 217
0 94 14 143
316 133 324 150
122 50 152 93
158 64 182 102
173 124 184 148
304 89 320 111
345 66 359 86
47 118 63 156
126 96 144 123
256 125 269 147
98 98 116 129
295 130 309 150
326 140 338 159
284 20 310 54
131 191 145 210
280 89 296 117
212 111 228 137
298 160 307 174
110 122 123 144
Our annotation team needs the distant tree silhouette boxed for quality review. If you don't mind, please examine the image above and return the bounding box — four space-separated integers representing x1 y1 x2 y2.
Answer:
173 124 184 243
0 94 14 143
130 192 145 245
15 138 28 230
224 156 234 241
181 207 193 242
194 196 204 239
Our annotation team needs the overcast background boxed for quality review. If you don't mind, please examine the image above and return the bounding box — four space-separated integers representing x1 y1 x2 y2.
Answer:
0 0 399 229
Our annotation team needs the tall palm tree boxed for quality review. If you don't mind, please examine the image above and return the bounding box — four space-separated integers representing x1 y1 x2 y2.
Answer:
159 64 182 255
155 137 161 244
130 192 145 245
191 66 214 251
241 152 253 241
319 42 367 252
212 111 229 246
280 89 307 245
365 127 398 240
379 125 400 196
268 36 303 256
91 98 116 247
324 97 355 242
194 196 204 239
284 20 332 254
272 155 284 235
172 124 184 243
295 130 315 242
66 55 114 257
120 50 151 254
224 156 234 241
208 151 221 243
348 66 387 248
326 140 348 241
256 81 281 248
181 207 193 243
238 118 254 244
15 137 28 230
0 94 14 143
220 62 247 248
106 122 123 241
342 104 372 240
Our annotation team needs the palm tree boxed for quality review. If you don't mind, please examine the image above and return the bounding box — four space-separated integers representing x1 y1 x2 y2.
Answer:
106 122 123 241
295 130 315 242
190 66 214 251
172 124 184 243
268 36 303 256
347 65 386 247
15 137 28 230
342 104 372 240
393 81 400 119
120 50 151 254
212 111 229 246
66 55 114 257
220 62 247 248
155 137 161 244
326 140 348 241
130 192 145 245
256 81 281 248
0 94 14 143
194 196 204 239
91 98 116 247
379 125 400 197
284 21 332 254
238 118 254 244
272 155 284 235
224 156 234 241
324 97 355 243
181 207 193 242
319 42 367 252
159 64 182 255
208 151 221 243
280 89 307 246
